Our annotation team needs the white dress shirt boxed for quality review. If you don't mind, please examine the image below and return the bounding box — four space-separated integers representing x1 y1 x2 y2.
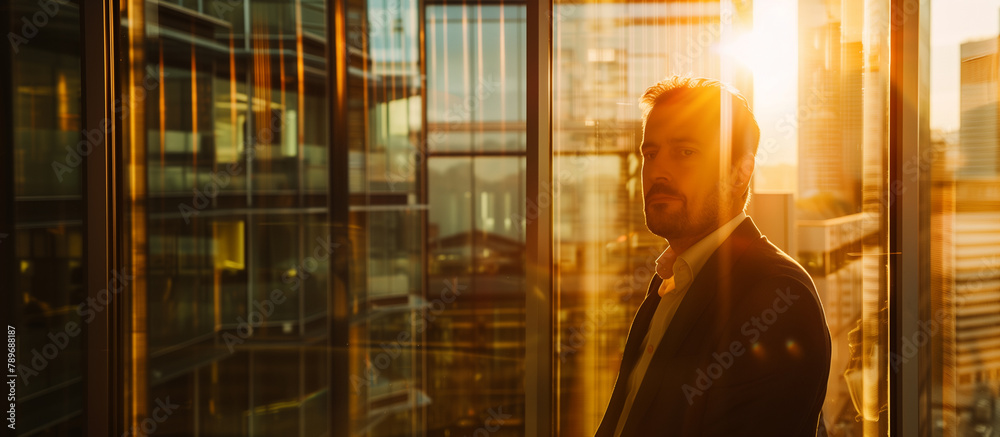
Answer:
613 212 747 437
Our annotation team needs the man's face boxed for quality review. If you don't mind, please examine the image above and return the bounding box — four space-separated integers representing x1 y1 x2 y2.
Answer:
640 97 736 242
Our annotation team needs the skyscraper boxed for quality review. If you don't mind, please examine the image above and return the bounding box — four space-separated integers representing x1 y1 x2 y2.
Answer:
944 34 1000 433
960 38 1000 178
795 0 883 433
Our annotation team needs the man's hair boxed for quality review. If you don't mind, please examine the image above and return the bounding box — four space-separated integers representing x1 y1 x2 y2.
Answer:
638 76 760 207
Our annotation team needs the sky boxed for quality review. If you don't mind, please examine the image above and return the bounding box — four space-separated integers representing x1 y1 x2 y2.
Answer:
930 0 1000 131
746 0 1000 166
748 0 800 166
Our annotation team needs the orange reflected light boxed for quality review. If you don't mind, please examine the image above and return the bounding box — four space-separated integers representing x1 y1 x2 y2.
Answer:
718 30 794 82
785 339 802 358
716 0 797 115
716 0 800 178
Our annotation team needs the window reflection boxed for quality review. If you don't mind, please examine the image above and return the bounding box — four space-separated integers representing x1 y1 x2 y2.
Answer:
7 0 85 434
425 4 527 434
552 1 891 435
10 0 965 434
123 0 335 435
929 2 1000 435
118 0 526 435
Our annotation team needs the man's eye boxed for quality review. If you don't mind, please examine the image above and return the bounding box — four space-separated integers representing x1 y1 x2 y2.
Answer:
642 151 655 159
680 149 694 157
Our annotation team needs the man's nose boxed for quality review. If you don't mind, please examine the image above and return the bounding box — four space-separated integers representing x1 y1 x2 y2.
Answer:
643 153 674 177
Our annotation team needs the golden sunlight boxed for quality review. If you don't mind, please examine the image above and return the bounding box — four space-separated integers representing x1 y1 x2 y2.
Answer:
718 0 797 113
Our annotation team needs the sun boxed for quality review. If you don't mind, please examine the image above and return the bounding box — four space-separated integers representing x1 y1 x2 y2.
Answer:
719 29 798 83
715 0 800 170
716 0 798 112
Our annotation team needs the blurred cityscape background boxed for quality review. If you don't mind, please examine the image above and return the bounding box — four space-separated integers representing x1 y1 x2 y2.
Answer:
3 0 999 436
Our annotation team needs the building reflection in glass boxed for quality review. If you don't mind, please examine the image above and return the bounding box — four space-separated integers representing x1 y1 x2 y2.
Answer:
552 2 753 435
7 0 85 434
550 1 892 436
110 0 528 435
125 1 337 435
1 0 915 435
925 28 1000 436
425 3 527 435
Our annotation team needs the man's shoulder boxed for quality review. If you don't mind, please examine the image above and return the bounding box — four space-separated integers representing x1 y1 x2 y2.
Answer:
722 235 826 330
737 235 816 292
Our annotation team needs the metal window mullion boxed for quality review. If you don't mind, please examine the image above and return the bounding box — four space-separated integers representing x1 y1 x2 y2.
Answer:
889 0 928 435
525 0 553 436
81 0 119 436
1 0 17 374
327 0 351 435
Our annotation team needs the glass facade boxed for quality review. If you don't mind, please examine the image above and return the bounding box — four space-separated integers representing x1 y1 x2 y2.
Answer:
425 4 527 435
549 1 891 435
5 0 85 434
107 0 528 435
928 2 1000 435
121 1 334 435
0 0 996 436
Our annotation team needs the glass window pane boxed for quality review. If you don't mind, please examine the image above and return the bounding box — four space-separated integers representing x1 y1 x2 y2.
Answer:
11 0 939 434
7 0 85 433
116 0 526 435
929 1 1000 435
120 0 335 434
553 1 891 435
427 4 526 154
424 3 528 434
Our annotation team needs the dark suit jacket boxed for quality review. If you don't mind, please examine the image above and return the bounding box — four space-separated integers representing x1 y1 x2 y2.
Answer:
596 217 832 437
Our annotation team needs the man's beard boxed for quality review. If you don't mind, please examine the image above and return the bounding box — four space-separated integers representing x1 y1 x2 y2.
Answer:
644 187 722 241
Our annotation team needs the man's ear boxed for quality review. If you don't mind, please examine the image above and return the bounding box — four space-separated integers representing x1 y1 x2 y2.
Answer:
731 153 755 194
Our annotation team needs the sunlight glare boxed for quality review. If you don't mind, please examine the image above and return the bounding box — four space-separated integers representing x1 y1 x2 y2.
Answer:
717 0 800 171
717 1 797 108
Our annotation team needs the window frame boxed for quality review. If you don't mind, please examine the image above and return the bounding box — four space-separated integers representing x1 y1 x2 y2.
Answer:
76 0 934 434
526 1 554 436
889 0 930 435
81 0 120 435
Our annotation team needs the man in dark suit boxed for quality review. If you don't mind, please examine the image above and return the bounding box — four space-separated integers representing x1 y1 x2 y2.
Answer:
596 77 832 436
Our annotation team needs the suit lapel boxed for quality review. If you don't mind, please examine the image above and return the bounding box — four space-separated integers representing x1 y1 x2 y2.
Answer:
618 218 761 435
621 275 664 371
598 274 663 435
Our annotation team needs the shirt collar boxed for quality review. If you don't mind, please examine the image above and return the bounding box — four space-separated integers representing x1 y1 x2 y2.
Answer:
654 211 747 290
